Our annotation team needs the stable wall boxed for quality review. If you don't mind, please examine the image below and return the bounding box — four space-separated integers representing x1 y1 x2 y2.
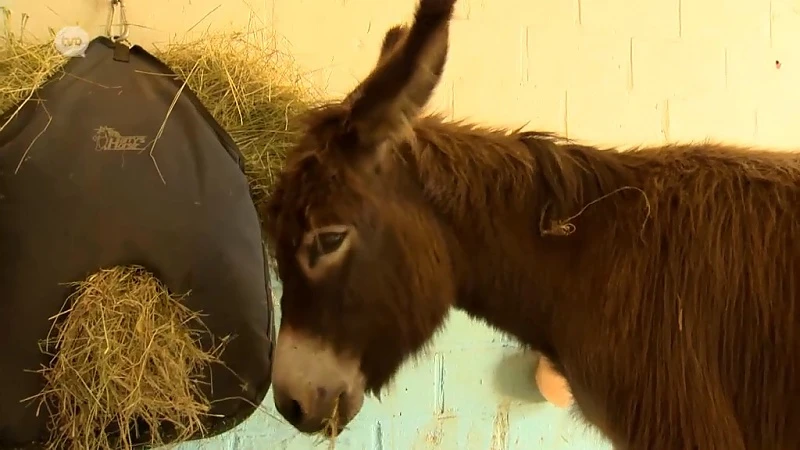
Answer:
3 0 799 448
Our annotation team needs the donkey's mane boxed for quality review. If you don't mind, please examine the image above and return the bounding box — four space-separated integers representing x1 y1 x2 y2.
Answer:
410 115 644 224
404 113 800 228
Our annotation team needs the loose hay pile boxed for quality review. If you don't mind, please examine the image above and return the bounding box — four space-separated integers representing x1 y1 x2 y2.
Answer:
0 11 69 127
152 31 317 205
1 11 315 449
34 266 224 450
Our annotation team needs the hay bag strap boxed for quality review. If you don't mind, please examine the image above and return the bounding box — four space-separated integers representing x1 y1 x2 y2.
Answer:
0 37 275 448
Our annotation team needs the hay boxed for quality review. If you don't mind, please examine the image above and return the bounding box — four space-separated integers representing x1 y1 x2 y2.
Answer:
0 9 69 133
32 266 226 450
322 397 341 450
151 31 315 205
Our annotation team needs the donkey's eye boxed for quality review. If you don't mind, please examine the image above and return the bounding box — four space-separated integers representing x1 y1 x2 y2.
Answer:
314 232 347 255
299 227 352 275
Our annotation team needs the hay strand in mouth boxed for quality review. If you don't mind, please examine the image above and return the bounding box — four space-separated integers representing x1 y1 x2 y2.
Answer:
321 396 341 450
28 265 227 450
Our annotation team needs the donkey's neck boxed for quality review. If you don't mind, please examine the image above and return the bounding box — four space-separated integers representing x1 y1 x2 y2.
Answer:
409 116 638 352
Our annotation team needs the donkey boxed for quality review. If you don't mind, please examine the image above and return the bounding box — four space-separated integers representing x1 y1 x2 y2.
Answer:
264 0 800 448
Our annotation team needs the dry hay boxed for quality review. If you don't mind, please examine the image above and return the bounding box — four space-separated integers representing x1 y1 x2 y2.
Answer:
1 9 317 449
0 10 70 131
152 31 317 205
31 266 226 450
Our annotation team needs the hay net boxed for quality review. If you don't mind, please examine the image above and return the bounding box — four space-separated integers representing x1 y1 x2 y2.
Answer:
0 11 311 450
0 34 284 450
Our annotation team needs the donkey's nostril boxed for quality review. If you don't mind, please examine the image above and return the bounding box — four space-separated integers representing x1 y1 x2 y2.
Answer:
285 399 304 425
275 391 307 427
316 386 328 399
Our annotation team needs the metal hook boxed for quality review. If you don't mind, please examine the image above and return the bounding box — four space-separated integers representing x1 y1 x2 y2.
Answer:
106 0 129 42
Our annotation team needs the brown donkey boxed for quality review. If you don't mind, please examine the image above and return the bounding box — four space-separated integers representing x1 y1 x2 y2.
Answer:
265 0 800 448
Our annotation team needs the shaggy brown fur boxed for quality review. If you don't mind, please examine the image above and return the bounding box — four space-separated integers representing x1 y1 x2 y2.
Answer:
264 0 800 448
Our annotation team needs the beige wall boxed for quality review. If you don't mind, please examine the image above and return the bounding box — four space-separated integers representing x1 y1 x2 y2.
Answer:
6 0 800 150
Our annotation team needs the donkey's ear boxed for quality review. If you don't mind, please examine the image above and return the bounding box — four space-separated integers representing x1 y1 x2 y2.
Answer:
376 25 409 64
342 0 455 149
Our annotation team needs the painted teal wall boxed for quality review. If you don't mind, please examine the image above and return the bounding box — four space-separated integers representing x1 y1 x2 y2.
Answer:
177 272 612 450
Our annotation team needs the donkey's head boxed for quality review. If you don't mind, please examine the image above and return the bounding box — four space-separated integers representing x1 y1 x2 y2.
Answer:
265 0 458 435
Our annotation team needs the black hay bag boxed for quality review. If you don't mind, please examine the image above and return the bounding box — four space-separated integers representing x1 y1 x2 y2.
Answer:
0 37 275 448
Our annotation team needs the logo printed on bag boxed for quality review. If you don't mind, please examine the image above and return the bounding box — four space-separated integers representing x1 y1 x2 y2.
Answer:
93 126 148 151
54 26 90 58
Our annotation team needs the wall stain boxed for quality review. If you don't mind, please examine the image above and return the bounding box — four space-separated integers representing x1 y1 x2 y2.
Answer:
489 400 511 450
426 423 444 447
413 413 457 449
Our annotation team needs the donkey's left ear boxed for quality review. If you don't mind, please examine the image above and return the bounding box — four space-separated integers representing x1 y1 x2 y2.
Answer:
342 0 455 150
376 25 409 65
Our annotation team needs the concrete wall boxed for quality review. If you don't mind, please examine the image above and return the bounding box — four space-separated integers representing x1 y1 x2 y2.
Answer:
4 0 799 448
